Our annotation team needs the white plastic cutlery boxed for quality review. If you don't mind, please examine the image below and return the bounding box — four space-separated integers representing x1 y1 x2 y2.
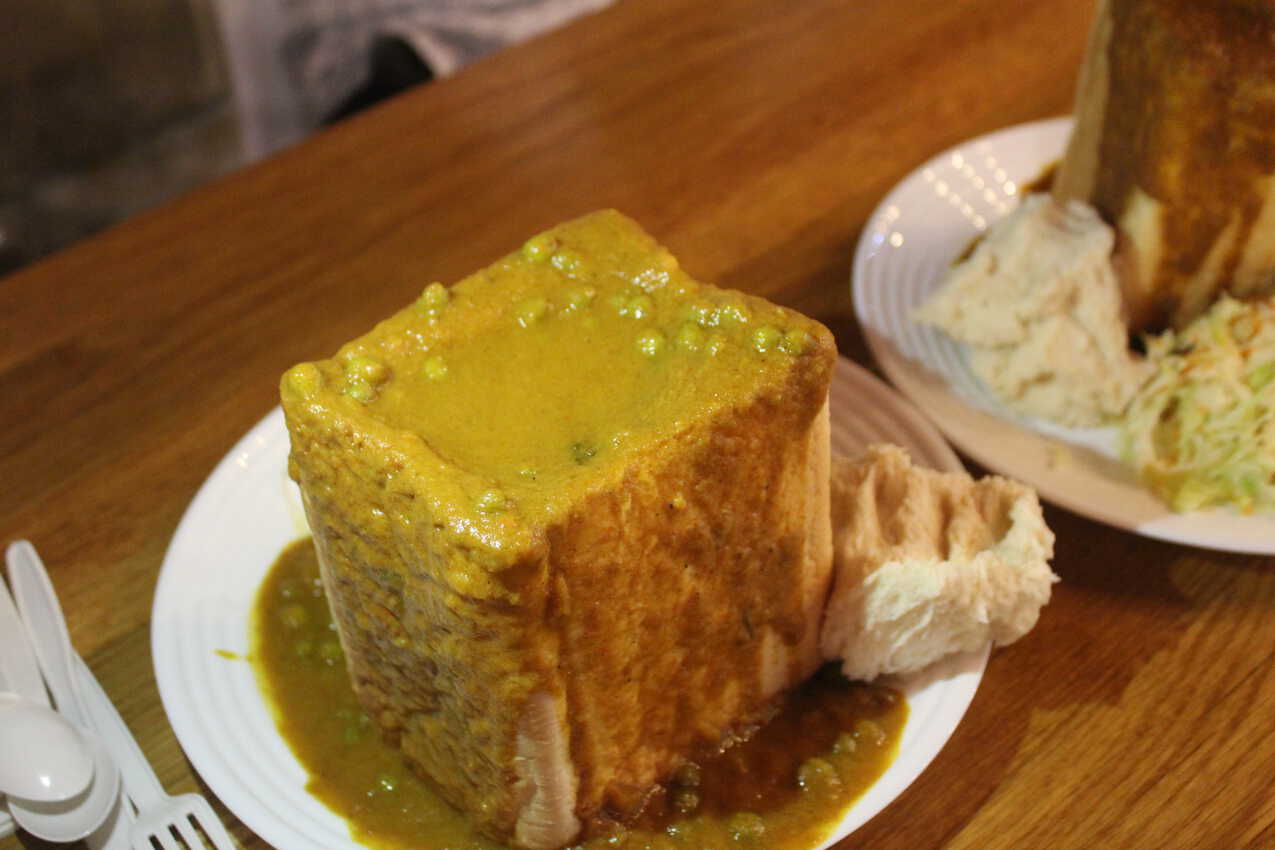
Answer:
0 691 94 801
5 540 124 843
5 539 235 850
0 568 53 707
0 567 94 806
73 653 237 850
0 560 71 843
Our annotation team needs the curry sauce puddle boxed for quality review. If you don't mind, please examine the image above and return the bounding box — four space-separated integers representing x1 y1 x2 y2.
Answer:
251 538 906 850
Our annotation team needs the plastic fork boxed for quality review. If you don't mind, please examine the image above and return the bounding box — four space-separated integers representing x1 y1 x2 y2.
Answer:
71 653 236 850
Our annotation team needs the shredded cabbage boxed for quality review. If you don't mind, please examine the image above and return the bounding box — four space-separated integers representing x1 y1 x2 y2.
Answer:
1120 294 1275 514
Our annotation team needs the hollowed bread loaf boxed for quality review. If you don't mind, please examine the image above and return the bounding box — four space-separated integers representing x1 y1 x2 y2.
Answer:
280 210 836 849
1054 0 1275 331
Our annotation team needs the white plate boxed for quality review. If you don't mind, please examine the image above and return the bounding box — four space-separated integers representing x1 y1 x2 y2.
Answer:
152 357 987 850
853 117 1275 555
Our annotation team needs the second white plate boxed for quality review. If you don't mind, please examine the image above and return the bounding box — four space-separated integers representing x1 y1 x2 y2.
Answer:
853 117 1275 554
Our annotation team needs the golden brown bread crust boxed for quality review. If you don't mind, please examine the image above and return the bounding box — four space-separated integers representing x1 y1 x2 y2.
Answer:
825 445 1016 573
542 389 832 823
1055 0 1275 331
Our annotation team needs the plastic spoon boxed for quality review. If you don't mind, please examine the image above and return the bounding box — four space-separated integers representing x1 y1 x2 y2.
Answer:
4 541 122 842
0 690 93 801
0 570 94 805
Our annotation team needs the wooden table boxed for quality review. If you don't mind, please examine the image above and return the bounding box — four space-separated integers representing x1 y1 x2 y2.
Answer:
3 0 1272 847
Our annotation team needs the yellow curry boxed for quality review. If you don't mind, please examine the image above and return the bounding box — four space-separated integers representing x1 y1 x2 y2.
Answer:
252 538 906 850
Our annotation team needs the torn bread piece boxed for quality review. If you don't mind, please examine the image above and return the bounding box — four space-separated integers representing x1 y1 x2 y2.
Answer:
820 444 1058 682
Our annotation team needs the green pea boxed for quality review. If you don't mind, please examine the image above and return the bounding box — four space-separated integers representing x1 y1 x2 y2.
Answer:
522 234 556 262
344 355 390 385
706 333 727 356
422 355 448 381
854 718 886 746
279 603 308 629
675 322 705 352
718 302 750 327
626 294 654 319
343 378 376 402
779 328 813 355
727 812 765 842
637 331 666 357
565 287 596 311
293 638 314 659
278 579 302 600
686 302 718 326
551 249 582 274
475 490 507 513
832 732 857 755
796 757 840 793
512 297 548 327
752 326 782 353
318 639 344 665
343 724 364 744
282 364 323 399
570 442 597 465
417 281 450 312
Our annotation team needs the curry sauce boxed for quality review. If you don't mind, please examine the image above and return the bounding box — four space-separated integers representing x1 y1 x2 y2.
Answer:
252 538 906 850
281 210 830 526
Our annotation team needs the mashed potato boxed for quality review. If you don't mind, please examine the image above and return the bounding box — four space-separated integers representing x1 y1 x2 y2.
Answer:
915 194 1151 427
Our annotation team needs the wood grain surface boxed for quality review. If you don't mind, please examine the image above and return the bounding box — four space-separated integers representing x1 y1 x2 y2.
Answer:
2 0 1272 848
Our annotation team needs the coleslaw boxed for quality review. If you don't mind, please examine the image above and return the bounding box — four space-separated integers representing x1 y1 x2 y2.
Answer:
1121 294 1275 514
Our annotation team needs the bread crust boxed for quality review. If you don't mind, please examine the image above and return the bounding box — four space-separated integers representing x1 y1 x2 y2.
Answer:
1055 0 1275 330
282 211 836 848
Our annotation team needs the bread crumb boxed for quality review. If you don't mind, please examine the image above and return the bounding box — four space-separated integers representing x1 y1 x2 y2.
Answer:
1046 443 1071 470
